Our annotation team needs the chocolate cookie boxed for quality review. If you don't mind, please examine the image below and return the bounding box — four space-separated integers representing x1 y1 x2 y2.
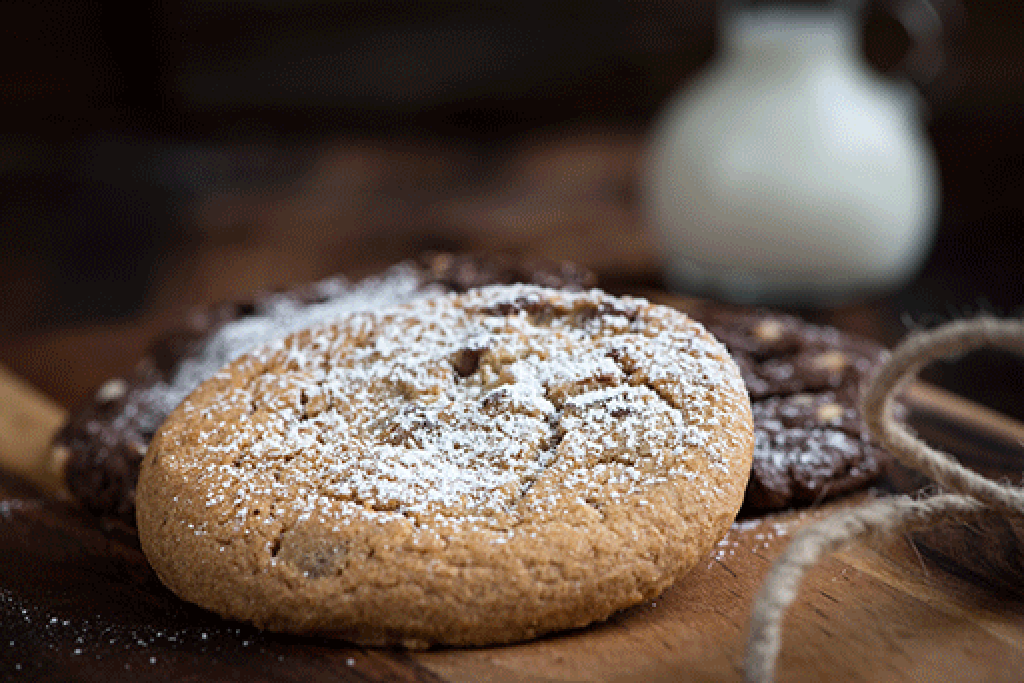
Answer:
695 308 891 510
698 308 884 400
136 285 754 647
54 254 595 520
56 258 892 521
744 393 888 509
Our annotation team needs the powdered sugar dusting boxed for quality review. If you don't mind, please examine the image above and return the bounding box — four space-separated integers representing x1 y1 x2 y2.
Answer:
132 264 438 433
162 284 753 538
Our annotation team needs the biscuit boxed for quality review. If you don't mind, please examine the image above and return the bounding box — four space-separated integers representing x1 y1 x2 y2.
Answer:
745 393 887 509
699 308 884 401
57 260 891 520
136 285 753 647
696 308 892 510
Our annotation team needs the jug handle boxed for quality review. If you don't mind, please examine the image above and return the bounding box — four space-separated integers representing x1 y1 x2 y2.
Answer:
880 0 964 87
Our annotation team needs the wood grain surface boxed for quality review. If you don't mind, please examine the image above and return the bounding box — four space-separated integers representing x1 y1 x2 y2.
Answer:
2 337 1024 681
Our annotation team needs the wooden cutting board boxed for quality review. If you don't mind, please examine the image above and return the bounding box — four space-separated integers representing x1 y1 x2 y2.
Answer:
2 362 1023 681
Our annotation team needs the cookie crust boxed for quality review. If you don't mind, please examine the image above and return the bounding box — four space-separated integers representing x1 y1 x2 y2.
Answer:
137 285 753 647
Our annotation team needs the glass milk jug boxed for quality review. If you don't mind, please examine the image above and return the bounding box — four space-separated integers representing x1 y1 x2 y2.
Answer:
644 3 942 304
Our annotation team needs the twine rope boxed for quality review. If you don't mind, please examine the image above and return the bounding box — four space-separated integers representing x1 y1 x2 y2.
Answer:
744 317 1024 683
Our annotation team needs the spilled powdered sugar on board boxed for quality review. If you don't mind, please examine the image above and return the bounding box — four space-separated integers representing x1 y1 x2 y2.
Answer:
707 514 806 569
162 284 753 541
0 584 313 674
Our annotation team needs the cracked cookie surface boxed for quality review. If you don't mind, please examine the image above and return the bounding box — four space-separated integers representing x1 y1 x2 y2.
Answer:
136 285 754 647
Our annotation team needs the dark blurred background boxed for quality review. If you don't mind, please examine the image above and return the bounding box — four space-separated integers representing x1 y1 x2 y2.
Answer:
0 0 1022 415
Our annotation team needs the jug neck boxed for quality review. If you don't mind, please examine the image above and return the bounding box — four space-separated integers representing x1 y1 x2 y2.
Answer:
720 7 859 65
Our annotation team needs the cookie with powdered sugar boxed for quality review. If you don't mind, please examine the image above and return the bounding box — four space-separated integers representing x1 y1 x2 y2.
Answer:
136 285 754 647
